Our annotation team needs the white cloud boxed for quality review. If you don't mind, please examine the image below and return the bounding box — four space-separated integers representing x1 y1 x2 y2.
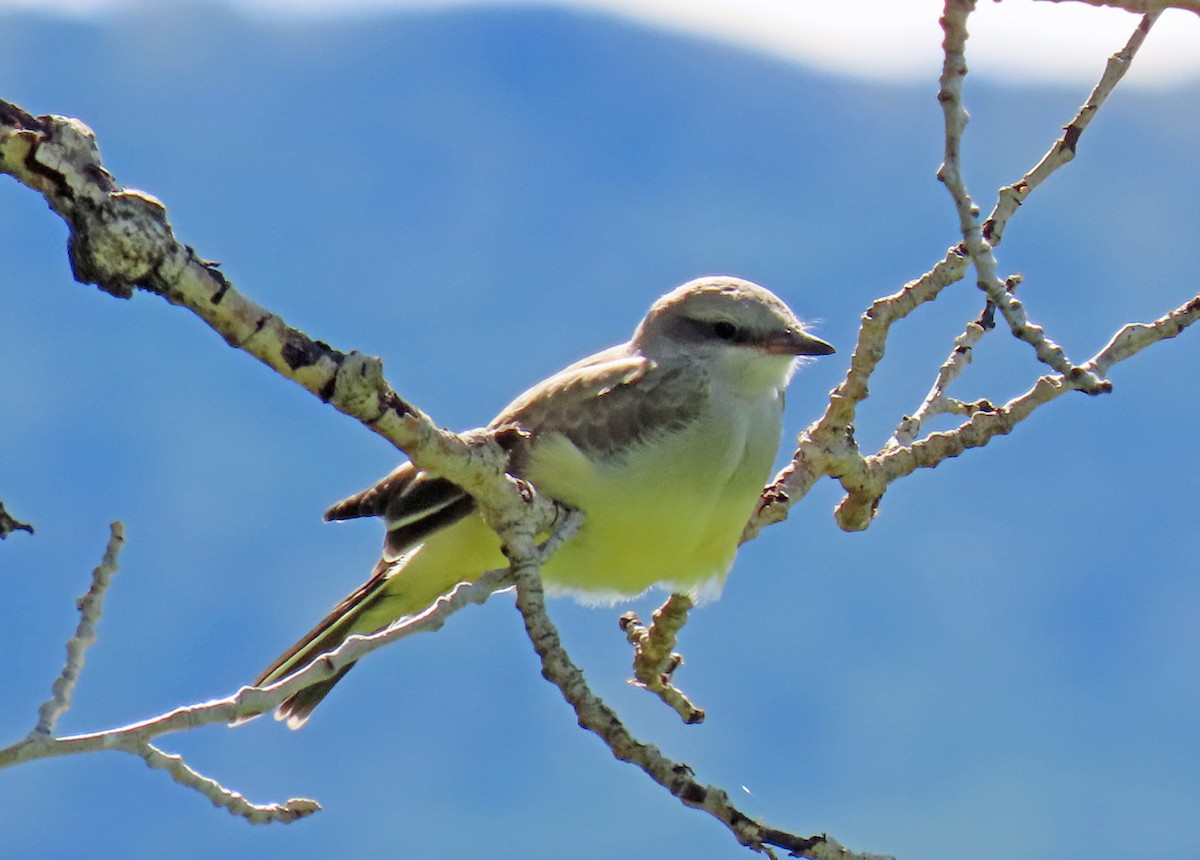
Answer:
5 0 1199 87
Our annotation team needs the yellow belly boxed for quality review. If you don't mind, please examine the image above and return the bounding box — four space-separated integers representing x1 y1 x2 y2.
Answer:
384 394 783 609
526 397 782 600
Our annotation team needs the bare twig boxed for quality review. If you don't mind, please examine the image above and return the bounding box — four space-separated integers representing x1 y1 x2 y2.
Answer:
870 290 1200 485
745 249 971 539
937 0 1109 391
892 9 1160 448
0 502 584 822
889 278 1015 448
1089 293 1200 374
138 742 320 824
506 527 887 860
31 522 124 738
985 11 1163 246
0 565 513 820
889 318 990 449
747 3 1169 539
0 100 547 530
620 594 704 724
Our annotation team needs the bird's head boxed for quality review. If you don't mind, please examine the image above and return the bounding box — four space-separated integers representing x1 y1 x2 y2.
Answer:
633 276 834 392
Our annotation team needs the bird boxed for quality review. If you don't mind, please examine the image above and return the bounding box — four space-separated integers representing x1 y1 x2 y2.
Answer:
251 276 834 728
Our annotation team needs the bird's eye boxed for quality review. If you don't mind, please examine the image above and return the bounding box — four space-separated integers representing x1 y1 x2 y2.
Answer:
712 321 737 341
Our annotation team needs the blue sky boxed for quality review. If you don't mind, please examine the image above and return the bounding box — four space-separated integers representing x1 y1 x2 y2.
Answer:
2 3 1199 860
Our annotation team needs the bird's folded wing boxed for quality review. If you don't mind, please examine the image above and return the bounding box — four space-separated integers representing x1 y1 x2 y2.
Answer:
492 346 707 460
323 345 707 557
325 462 477 560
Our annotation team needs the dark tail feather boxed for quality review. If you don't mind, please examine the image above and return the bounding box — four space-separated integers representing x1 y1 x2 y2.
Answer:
275 664 356 729
240 562 393 729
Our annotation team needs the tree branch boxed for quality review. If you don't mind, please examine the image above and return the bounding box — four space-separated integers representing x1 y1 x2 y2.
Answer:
937 0 1109 391
506 522 889 860
30 522 125 738
1 0 1193 852
869 288 1200 485
1 92 883 855
745 249 970 539
0 99 542 526
0 565 513 765
138 742 320 825
985 10 1162 247
0 501 560 824
620 594 705 724
746 5 1170 538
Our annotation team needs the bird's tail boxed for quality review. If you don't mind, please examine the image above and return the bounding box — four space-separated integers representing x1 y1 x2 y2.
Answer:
245 514 506 729
246 559 400 729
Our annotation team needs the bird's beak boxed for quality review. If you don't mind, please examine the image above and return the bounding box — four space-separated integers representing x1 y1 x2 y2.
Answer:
764 329 836 357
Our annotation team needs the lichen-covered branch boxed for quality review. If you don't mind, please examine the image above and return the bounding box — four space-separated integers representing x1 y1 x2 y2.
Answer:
1 0 1193 852
870 289 1200 492
1 91 882 855
0 99 540 527
985 10 1162 246
889 278 1013 448
138 743 320 824
889 7 1161 450
1089 293 1200 374
745 249 970 539
506 529 889 860
937 0 1108 391
745 5 1171 539
0 517 514 822
620 594 705 724
30 522 125 738
1 566 510 762
888 318 989 449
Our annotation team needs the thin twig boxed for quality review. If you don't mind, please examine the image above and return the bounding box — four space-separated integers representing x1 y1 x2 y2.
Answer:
0 501 583 824
985 10 1163 246
620 594 704 724
891 9 1160 449
30 522 125 738
937 0 1108 391
506 531 888 860
0 567 513 820
889 278 1015 447
139 742 320 824
1036 0 1197 16
745 249 971 539
870 290 1200 486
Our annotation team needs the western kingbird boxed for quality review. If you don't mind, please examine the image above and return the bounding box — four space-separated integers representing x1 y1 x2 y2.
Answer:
253 276 834 727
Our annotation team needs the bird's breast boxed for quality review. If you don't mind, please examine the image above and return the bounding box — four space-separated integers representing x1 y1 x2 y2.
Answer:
526 390 784 602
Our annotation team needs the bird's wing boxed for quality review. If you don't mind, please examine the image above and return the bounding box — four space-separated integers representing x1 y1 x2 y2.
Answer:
325 462 477 560
492 345 708 461
323 345 707 556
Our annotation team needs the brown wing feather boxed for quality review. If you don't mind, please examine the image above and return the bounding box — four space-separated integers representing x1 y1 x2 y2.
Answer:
326 463 477 560
493 347 707 463
324 462 421 521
